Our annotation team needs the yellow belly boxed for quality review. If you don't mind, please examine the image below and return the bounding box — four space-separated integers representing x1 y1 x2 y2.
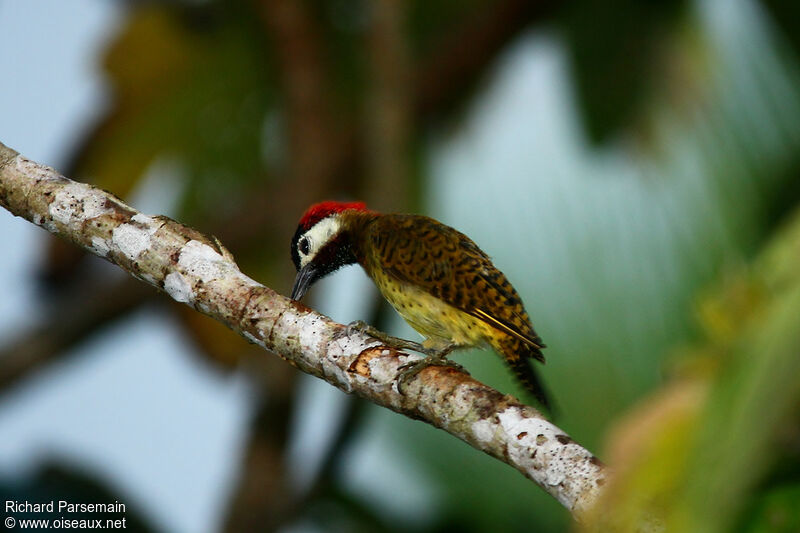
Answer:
371 271 491 351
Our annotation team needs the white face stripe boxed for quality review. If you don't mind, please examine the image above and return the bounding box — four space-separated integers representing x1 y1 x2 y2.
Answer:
297 215 342 268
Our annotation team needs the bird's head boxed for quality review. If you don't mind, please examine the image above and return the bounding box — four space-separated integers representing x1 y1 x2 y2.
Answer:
290 200 369 301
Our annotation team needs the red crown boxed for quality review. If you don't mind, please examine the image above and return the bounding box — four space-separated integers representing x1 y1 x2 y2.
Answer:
299 200 368 230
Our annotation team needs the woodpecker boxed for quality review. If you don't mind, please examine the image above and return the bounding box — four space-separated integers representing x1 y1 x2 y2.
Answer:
290 200 552 411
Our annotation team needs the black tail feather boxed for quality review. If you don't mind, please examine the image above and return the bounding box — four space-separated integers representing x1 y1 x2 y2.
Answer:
508 357 554 414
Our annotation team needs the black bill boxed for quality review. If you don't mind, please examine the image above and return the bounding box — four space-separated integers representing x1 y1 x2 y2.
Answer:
291 263 318 301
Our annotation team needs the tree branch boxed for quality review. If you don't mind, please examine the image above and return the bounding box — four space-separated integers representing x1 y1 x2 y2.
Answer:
0 141 606 519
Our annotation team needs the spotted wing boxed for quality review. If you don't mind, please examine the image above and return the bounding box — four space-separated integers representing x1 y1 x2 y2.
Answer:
367 214 545 359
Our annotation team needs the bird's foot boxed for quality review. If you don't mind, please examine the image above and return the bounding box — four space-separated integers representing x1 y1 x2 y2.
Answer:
396 352 467 389
345 320 435 355
344 322 466 387
345 320 381 339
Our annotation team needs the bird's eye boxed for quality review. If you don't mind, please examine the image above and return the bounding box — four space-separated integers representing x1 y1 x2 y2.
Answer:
299 237 310 255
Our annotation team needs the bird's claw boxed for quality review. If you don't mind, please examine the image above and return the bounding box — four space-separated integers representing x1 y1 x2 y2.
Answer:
345 321 430 353
397 355 467 389
346 320 372 338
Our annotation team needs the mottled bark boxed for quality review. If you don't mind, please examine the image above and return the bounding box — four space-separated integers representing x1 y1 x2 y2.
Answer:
0 141 606 519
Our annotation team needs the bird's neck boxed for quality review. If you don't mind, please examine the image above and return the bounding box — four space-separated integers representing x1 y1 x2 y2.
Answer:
339 210 380 265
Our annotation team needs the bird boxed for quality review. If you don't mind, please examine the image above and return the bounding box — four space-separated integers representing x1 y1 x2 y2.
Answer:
290 200 552 411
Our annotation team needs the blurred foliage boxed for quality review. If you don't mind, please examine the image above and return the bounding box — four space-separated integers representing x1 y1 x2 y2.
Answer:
4 0 800 532
71 2 273 221
582 207 800 532
0 463 155 532
761 1 800 64
561 0 689 144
